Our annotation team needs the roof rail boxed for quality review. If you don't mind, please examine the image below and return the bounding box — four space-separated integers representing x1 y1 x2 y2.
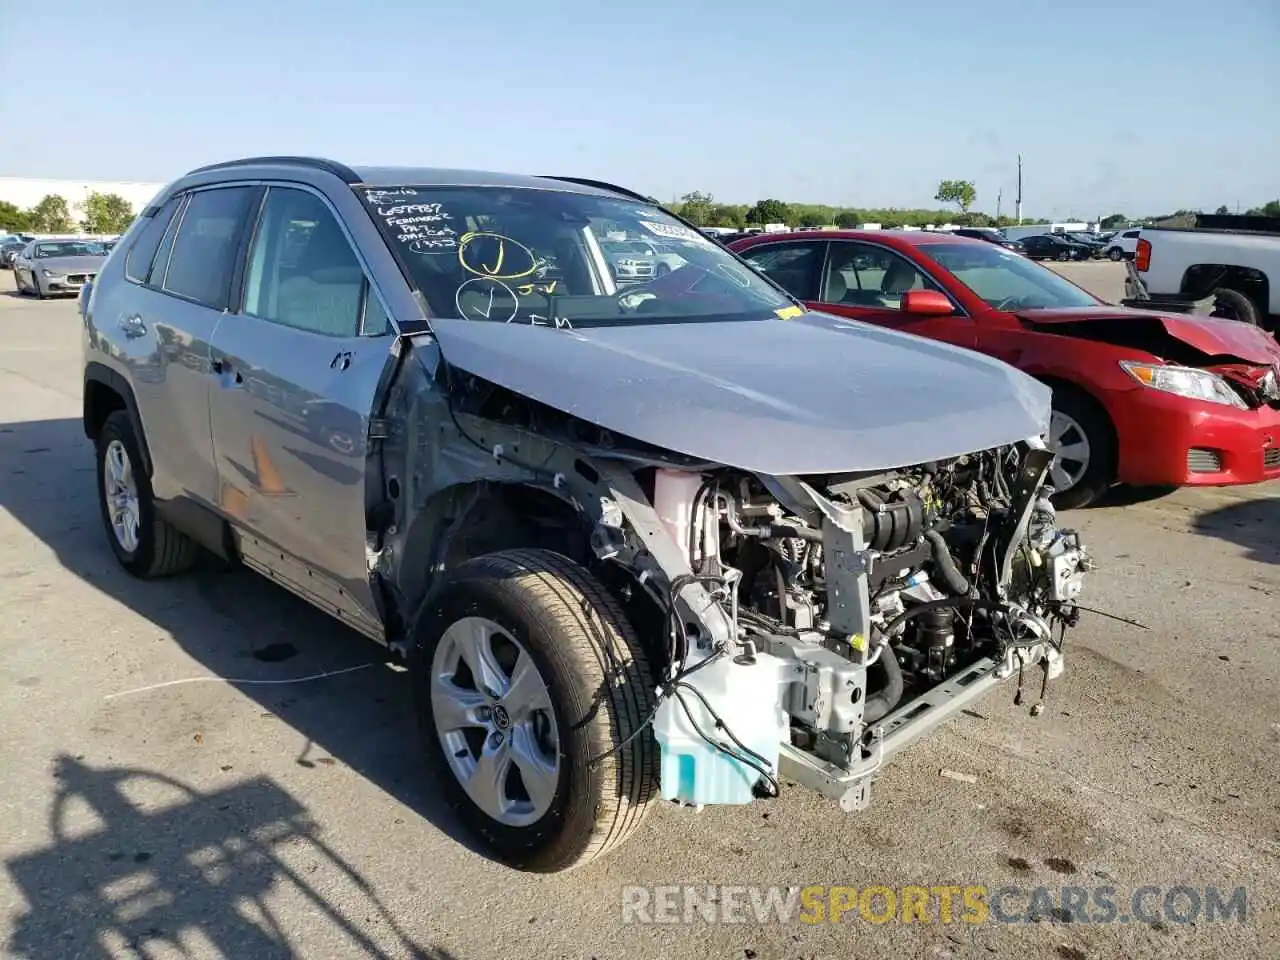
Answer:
540 176 654 204
186 156 360 183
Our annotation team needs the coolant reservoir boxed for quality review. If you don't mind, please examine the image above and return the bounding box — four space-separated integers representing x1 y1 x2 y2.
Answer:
652 469 704 553
653 652 790 807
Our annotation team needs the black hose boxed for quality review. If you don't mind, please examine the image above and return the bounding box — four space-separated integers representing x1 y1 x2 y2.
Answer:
924 529 970 596
863 644 904 724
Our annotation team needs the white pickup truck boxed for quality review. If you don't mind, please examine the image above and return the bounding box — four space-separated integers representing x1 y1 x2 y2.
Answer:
1124 214 1280 333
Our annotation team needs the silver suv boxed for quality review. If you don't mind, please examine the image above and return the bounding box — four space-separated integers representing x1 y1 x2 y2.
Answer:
81 156 1089 873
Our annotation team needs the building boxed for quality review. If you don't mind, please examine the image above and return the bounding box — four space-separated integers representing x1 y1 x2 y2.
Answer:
0 177 167 225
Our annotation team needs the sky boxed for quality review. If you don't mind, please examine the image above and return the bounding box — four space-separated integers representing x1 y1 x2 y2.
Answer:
1 0 1277 219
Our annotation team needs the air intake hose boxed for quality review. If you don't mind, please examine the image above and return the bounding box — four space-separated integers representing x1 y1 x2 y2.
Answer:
924 528 970 596
863 644 904 724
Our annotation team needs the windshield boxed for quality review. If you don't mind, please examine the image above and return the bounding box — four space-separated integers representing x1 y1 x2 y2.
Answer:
358 185 793 329
921 242 1101 310
34 241 105 258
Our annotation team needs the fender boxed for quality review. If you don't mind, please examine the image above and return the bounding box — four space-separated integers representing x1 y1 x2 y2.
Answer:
83 361 154 478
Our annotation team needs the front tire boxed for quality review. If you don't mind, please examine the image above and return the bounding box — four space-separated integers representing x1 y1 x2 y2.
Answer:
1046 387 1116 509
30 272 44 299
411 548 658 873
1107 247 1124 261
95 410 198 577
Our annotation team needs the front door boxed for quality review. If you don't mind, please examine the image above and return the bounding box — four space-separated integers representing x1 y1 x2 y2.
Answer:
810 241 977 349
207 184 395 634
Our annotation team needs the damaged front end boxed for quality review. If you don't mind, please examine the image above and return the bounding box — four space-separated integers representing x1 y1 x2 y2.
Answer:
613 447 1091 812
371 345 1093 815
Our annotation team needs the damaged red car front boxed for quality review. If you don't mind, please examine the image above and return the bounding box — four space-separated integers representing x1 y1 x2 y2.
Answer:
730 230 1280 506
1018 308 1280 491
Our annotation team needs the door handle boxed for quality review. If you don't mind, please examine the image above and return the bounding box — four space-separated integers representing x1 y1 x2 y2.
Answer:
119 314 147 338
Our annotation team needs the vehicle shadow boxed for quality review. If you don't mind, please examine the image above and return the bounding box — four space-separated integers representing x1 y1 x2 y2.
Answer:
4 755 454 959
1191 497 1280 565
1095 484 1180 508
0 417 485 857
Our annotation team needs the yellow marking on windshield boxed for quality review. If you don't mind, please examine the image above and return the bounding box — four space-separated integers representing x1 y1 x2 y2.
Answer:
775 305 804 320
458 232 537 280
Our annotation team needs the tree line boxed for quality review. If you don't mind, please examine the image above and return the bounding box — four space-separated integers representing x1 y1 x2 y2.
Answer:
0 192 136 235
666 180 1280 232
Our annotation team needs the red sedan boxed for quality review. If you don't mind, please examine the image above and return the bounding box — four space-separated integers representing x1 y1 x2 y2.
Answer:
729 230 1280 508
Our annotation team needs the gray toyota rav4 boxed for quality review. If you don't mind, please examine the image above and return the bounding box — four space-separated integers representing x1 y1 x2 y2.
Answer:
80 156 1091 873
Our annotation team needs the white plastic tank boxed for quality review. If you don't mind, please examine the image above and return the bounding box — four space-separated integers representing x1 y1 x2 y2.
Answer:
652 469 704 555
653 652 791 807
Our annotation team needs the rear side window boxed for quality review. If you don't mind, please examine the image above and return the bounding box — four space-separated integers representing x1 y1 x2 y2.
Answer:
1123 230 1140 238
163 187 257 311
124 196 182 283
738 242 824 300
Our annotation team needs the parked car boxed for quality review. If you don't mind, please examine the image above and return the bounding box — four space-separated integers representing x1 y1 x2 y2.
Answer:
731 230 1280 508
1062 232 1105 252
0 239 27 269
1103 229 1142 261
80 156 1089 873
1018 234 1093 261
12 239 108 298
1124 215 1280 331
598 239 657 282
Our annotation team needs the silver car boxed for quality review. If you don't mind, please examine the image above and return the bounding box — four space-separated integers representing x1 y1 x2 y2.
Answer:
14 238 108 298
81 157 1091 874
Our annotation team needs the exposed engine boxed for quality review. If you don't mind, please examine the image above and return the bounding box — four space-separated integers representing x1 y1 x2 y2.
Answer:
647 442 1091 801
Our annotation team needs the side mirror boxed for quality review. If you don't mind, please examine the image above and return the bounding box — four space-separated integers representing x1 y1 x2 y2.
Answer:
901 289 955 317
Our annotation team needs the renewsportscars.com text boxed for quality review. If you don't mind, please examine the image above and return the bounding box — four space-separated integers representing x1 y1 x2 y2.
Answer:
620 884 1249 926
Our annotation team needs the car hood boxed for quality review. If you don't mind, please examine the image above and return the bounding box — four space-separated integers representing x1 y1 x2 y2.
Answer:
427 311 1051 476
1019 307 1280 364
35 255 106 272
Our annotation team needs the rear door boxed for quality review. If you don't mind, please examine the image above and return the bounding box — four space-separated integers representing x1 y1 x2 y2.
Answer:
207 183 394 634
112 185 262 506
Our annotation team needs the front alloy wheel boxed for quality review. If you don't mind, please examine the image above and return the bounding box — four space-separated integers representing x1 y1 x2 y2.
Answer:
431 616 561 828
1047 410 1091 495
412 548 658 873
1045 388 1116 509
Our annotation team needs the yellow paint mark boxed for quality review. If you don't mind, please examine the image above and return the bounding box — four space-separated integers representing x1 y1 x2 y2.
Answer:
775 305 804 320
849 633 867 652
458 232 537 280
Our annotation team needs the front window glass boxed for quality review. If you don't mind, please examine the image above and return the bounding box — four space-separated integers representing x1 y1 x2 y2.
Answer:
822 241 939 308
34 241 105 258
358 185 793 329
920 242 1101 309
244 187 365 337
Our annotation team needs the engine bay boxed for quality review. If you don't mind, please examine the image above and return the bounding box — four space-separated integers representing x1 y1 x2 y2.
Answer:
641 443 1091 805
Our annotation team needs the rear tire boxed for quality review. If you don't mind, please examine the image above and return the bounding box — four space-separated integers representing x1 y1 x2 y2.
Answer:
1107 247 1124 261
1210 287 1262 327
95 410 199 577
1046 387 1116 510
411 548 658 873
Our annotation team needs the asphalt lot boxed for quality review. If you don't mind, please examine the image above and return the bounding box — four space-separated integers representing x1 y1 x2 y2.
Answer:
1 261 1277 959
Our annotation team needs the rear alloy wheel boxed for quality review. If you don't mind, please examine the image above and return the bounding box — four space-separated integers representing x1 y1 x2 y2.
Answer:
1107 247 1124 261
1046 390 1115 509
95 410 199 577
412 548 657 873
1210 287 1262 327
